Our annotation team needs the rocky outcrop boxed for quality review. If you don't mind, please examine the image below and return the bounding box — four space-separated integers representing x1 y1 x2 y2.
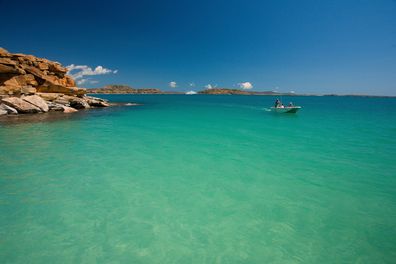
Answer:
2 97 42 113
22 95 49 112
62 106 79 113
0 48 84 97
85 96 110 107
0 47 110 116
0 103 18 114
36 83 84 96
68 97 90 109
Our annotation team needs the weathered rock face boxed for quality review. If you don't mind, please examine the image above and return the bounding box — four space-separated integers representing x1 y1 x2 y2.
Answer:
1 97 42 113
22 95 49 112
68 97 90 109
0 47 85 97
20 86 37 95
4 74 38 87
47 102 65 111
62 106 79 113
0 48 10 56
0 63 20 75
37 82 85 96
0 47 110 116
85 97 110 107
0 103 18 114
36 92 61 101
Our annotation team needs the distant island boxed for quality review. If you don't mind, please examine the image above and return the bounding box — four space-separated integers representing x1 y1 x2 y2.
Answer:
87 85 296 96
87 85 395 98
87 85 182 94
197 88 295 96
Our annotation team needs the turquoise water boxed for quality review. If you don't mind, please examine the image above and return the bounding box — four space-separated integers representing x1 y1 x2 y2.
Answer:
1 95 396 263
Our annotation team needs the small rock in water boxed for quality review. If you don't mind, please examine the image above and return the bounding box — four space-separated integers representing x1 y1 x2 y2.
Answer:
86 98 110 107
47 102 65 111
62 106 78 113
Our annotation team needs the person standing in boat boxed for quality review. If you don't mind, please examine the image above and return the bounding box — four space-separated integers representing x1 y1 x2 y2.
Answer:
274 99 281 108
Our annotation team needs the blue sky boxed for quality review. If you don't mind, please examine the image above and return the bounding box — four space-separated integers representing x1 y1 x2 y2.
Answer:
1 0 395 95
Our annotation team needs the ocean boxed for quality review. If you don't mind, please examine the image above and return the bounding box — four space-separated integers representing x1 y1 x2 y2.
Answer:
1 95 396 263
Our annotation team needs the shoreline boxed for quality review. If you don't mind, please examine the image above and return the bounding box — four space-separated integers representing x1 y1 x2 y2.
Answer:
0 48 112 116
88 93 396 98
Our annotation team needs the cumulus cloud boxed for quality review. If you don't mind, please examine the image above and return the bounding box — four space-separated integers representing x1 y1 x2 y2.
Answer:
169 81 177 88
238 82 253 89
77 79 87 85
76 78 100 85
66 64 117 80
205 84 216 89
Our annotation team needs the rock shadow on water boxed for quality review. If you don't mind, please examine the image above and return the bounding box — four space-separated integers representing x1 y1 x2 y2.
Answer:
0 103 141 126
0 108 104 126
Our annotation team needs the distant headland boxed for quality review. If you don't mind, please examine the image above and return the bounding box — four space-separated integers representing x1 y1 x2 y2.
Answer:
87 86 395 98
87 85 182 94
197 88 293 96
87 85 294 96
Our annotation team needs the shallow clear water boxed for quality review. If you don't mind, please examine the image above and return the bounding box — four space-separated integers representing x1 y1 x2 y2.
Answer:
1 95 396 263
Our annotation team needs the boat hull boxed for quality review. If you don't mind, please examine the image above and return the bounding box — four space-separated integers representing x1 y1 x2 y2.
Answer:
271 106 301 113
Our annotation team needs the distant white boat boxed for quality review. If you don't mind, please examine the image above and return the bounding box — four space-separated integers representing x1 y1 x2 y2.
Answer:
186 91 197 95
270 106 301 113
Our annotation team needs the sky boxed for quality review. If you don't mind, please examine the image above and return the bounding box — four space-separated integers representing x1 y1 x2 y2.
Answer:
0 0 395 95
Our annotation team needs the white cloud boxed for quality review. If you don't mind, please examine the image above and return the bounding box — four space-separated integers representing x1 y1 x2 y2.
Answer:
169 81 177 88
189 83 195 87
66 64 117 80
66 65 87 71
205 84 214 89
76 78 100 86
77 79 87 85
238 82 253 89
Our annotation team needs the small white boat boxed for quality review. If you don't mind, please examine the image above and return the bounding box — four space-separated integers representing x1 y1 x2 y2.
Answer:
185 91 197 95
270 106 301 113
